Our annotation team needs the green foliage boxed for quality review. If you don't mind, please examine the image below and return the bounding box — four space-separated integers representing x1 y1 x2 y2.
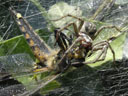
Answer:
1 0 127 95
48 2 82 28
40 80 61 94
0 35 35 59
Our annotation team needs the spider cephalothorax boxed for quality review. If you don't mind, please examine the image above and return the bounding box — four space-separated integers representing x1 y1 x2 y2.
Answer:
78 32 92 48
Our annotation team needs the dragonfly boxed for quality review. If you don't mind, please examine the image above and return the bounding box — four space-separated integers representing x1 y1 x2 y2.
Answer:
0 0 127 96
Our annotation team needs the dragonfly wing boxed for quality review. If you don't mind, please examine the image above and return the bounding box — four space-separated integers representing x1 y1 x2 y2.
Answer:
0 53 35 74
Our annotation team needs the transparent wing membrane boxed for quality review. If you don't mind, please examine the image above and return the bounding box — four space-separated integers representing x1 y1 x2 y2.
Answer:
0 53 34 74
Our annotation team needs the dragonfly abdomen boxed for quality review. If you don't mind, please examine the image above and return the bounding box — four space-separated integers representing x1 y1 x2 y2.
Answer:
9 8 54 66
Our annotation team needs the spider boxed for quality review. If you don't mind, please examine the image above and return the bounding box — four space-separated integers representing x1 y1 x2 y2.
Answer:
52 14 122 72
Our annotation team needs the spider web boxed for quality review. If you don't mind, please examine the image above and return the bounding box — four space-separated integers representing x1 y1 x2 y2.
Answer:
0 0 128 96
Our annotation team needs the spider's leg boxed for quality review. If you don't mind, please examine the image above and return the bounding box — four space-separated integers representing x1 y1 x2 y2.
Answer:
94 25 122 39
87 41 108 57
88 41 115 64
57 22 79 36
52 14 85 35
94 44 108 62
95 39 116 64
85 47 105 64
93 41 115 64
72 41 115 65
54 23 80 47
88 46 103 57
55 14 85 32
54 23 78 43
51 14 84 22
104 41 115 64
105 33 125 64
78 20 84 32
71 47 104 66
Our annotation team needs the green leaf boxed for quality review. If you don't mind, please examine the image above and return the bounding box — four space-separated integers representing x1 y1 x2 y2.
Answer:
40 80 61 94
0 35 36 75
48 2 82 28
0 35 35 59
